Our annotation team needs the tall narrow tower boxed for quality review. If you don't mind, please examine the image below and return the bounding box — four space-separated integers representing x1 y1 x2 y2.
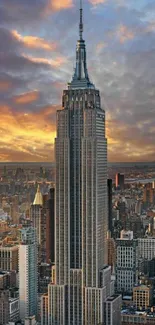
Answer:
48 2 108 324
19 227 38 320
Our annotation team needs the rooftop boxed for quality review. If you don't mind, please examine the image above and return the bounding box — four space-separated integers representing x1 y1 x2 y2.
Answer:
106 294 121 302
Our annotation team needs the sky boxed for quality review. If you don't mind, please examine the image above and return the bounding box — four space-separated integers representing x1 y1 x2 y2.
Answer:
0 0 155 162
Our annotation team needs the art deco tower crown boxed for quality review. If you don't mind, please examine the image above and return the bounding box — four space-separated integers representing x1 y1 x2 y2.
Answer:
68 0 94 89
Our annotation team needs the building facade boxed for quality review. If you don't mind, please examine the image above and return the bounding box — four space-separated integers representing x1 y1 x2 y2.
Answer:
104 294 122 325
115 173 125 190
121 312 155 324
31 186 55 264
107 179 113 234
0 289 9 324
138 238 155 260
19 227 38 320
133 285 153 310
0 245 18 271
116 238 138 294
48 3 108 325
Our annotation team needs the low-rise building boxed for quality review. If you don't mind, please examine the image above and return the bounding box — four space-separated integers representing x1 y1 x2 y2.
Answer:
133 285 153 310
121 310 155 324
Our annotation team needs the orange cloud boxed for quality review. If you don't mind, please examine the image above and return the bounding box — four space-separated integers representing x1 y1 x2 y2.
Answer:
12 30 57 51
0 104 154 162
0 81 12 91
0 104 57 162
96 42 107 54
48 0 73 11
13 91 39 104
89 0 107 5
24 54 68 68
116 25 134 43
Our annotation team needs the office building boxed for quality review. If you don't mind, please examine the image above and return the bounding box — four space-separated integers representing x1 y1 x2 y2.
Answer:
19 227 38 320
120 230 133 240
121 311 155 324
24 316 37 325
107 179 113 234
0 270 16 289
31 186 54 263
138 238 155 260
46 188 55 264
116 237 138 294
0 289 9 324
38 263 52 294
9 297 19 322
41 294 48 325
0 245 18 271
48 3 109 325
143 183 155 207
107 233 116 273
135 200 142 215
104 294 122 325
115 173 125 190
133 285 153 310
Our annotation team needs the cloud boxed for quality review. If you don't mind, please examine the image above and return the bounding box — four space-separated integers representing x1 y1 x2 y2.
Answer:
117 25 134 43
24 55 68 68
48 0 73 11
89 0 107 5
0 104 57 162
13 91 39 105
12 30 57 51
96 42 107 54
109 24 135 43
0 81 11 91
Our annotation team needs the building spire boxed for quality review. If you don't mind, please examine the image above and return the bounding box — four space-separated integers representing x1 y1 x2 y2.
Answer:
68 0 94 89
79 0 83 40
33 184 43 206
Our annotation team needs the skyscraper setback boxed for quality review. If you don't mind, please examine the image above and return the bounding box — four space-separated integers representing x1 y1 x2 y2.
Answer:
49 3 108 325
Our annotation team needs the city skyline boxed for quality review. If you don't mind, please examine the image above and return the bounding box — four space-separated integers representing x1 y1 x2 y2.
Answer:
0 0 155 162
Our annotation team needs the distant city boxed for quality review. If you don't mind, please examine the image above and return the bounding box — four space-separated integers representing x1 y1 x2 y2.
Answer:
1 158 155 324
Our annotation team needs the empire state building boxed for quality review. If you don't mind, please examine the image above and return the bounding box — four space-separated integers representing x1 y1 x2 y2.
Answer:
48 2 108 324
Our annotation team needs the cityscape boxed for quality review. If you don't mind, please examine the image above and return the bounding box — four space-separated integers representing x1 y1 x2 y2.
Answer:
0 0 155 325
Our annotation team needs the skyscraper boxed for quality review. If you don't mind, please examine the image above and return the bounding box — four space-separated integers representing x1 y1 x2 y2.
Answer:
48 2 108 325
31 186 55 264
115 173 125 190
19 227 38 320
116 236 138 294
107 178 113 234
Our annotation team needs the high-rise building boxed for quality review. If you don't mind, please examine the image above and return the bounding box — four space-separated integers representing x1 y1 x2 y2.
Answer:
0 245 18 271
104 294 122 325
138 238 155 260
107 233 116 273
31 186 55 264
107 179 113 234
116 237 138 294
116 173 125 190
0 289 9 324
41 294 48 325
143 183 155 207
48 3 108 325
0 270 16 289
19 227 38 320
